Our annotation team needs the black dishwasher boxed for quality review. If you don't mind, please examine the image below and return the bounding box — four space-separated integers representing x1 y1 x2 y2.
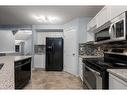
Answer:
15 58 31 89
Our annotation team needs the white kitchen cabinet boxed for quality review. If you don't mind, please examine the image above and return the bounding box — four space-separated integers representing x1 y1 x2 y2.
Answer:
86 32 94 42
34 54 45 68
110 6 127 20
87 17 97 32
87 6 127 33
36 32 63 45
78 57 83 81
96 6 111 28
36 32 46 44
109 73 127 89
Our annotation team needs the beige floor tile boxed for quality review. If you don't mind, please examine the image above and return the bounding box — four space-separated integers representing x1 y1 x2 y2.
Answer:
24 70 87 89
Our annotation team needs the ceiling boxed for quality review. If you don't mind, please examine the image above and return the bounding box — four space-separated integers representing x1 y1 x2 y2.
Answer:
0 6 104 25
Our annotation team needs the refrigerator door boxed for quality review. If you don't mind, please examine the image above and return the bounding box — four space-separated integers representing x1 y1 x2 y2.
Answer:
46 37 63 71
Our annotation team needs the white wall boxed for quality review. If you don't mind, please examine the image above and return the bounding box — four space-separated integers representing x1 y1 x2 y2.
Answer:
24 36 32 55
0 30 15 52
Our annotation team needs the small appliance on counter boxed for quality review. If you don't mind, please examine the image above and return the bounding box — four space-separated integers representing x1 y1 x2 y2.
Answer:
82 48 127 89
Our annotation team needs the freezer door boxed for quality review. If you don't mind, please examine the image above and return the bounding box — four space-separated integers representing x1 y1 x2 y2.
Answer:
46 37 63 71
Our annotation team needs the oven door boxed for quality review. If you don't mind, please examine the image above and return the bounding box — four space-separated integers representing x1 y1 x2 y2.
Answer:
83 64 102 89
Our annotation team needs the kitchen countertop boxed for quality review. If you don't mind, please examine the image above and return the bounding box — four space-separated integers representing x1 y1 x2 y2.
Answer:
107 69 127 82
79 55 103 58
14 56 32 62
0 56 31 89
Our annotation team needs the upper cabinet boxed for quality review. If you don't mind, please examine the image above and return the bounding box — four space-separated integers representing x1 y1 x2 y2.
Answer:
96 6 111 28
87 16 97 32
110 6 127 20
87 6 127 32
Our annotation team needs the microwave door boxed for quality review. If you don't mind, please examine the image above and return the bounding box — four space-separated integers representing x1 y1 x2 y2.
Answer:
95 26 111 42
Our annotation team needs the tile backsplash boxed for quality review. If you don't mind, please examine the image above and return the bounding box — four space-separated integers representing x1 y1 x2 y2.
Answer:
34 45 45 54
79 43 108 56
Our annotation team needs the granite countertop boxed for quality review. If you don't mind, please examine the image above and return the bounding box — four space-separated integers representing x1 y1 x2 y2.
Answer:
107 69 127 82
14 56 32 62
79 55 103 58
0 56 31 89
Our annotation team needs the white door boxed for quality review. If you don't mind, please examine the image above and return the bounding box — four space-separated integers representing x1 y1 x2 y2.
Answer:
64 27 79 76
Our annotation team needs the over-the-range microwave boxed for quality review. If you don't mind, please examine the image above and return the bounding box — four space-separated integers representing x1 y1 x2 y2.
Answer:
95 11 127 44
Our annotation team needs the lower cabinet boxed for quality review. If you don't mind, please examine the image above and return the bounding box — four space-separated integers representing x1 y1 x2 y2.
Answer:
109 73 127 89
15 58 31 89
79 57 83 81
34 54 45 69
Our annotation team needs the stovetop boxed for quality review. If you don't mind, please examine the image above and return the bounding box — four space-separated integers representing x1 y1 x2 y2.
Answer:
83 57 127 71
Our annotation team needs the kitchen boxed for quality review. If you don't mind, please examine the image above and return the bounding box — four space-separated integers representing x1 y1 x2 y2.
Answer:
0 5 127 90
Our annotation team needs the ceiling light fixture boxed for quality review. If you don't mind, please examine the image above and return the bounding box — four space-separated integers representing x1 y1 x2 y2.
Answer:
33 15 57 23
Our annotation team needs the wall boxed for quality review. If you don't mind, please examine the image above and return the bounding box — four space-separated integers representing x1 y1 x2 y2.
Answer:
0 30 15 52
24 36 32 55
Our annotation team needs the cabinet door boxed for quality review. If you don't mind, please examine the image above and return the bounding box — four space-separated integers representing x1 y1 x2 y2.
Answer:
87 17 97 31
34 55 45 68
109 74 127 89
79 57 83 81
36 32 46 44
86 32 94 42
96 6 111 28
110 6 127 20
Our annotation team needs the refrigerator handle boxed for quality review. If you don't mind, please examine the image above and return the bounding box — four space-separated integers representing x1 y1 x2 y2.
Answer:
52 43 55 54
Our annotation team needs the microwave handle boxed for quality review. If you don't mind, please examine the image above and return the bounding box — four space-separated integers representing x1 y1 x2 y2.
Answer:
109 23 115 38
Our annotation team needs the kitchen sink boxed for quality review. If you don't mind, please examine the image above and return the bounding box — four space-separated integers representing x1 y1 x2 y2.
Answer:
0 63 4 70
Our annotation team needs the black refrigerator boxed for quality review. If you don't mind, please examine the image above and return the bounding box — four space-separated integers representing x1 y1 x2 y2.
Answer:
46 37 63 71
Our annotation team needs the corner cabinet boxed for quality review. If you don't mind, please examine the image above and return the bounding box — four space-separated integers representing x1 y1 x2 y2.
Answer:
109 74 127 89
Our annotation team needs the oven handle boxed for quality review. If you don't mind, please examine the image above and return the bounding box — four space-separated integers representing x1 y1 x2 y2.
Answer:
85 65 100 76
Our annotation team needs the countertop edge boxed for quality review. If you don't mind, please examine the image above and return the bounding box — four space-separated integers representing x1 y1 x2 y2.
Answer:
107 69 127 82
14 56 32 62
79 55 103 58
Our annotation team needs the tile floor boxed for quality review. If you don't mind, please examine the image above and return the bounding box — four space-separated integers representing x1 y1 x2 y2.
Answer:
24 69 87 89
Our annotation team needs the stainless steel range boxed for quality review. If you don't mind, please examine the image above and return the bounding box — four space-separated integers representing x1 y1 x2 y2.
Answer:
82 48 127 89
